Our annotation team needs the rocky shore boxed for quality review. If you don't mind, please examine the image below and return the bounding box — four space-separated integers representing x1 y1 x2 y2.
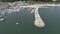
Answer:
0 1 60 22
0 2 10 10
0 1 28 21
0 1 60 11
0 1 28 9
0 1 28 14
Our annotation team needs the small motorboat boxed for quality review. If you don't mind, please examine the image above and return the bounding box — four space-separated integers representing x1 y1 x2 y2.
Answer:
16 22 19 24
0 18 5 22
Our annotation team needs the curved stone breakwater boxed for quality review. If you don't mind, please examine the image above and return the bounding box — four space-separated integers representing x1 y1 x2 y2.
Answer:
34 7 45 28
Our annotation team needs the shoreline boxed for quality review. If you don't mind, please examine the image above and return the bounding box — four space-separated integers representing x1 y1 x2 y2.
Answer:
0 1 60 10
0 1 60 16
0 1 60 17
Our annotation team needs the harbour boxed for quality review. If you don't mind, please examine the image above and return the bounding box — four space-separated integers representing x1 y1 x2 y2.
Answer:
0 6 60 34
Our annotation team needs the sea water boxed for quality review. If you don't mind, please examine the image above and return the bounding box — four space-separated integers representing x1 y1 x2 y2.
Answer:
0 6 60 34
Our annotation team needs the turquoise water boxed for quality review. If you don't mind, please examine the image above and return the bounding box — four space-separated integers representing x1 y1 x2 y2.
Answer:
0 6 60 34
